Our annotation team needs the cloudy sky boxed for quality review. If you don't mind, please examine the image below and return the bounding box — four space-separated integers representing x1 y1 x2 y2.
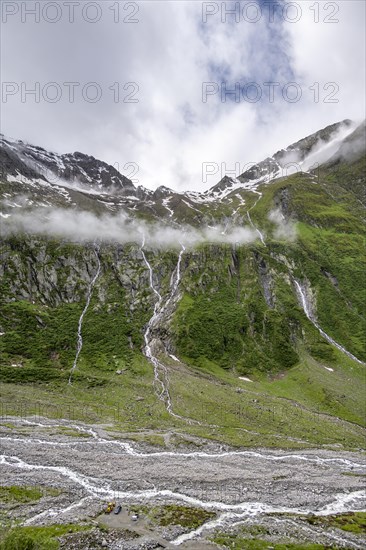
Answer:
1 0 365 191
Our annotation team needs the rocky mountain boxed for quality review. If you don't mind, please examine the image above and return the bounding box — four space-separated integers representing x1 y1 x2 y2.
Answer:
0 119 365 446
0 118 358 224
0 136 136 195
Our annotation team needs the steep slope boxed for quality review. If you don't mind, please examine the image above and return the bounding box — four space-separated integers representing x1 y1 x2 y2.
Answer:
0 119 358 225
0 135 137 195
205 118 354 200
0 120 365 448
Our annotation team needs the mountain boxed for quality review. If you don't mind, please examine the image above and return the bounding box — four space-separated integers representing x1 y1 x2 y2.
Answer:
0 136 137 195
0 118 357 224
0 119 365 451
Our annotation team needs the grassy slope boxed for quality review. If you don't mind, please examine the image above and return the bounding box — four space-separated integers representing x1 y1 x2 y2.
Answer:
0 158 365 448
172 161 365 371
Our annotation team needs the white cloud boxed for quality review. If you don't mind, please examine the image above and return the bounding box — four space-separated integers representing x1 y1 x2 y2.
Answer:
1 205 259 248
1 1 365 192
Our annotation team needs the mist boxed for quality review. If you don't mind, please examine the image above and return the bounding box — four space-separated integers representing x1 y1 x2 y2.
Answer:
1 206 261 249
327 121 366 164
278 122 358 175
268 209 297 242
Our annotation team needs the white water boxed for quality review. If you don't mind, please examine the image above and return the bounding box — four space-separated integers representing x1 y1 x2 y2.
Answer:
140 239 191 420
1 451 365 546
247 191 265 245
2 418 365 468
2 417 365 545
1 454 364 515
162 242 186 320
294 280 366 366
171 494 366 548
245 197 365 367
162 197 174 218
24 496 92 525
242 176 364 369
68 246 102 384
140 236 165 398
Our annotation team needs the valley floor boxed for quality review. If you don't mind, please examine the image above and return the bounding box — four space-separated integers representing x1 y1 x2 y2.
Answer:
1 416 365 549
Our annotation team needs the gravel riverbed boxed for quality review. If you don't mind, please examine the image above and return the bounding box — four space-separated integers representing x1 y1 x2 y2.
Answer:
1 417 365 549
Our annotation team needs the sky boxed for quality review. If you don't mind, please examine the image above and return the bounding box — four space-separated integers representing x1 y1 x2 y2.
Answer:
1 0 365 191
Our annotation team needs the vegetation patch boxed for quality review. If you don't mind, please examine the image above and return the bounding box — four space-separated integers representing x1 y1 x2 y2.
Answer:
130 504 216 529
0 486 61 505
211 532 342 549
121 433 166 447
0 155 365 448
304 512 366 535
153 504 216 528
0 524 91 550
53 427 91 438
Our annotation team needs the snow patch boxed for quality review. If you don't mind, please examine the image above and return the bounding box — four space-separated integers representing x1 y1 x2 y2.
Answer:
162 198 174 218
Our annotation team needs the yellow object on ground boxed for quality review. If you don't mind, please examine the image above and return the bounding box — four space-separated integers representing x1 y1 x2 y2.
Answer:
105 501 116 513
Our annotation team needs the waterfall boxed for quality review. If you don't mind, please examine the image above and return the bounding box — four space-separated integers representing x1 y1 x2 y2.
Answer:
294 280 365 366
140 239 194 420
68 246 101 385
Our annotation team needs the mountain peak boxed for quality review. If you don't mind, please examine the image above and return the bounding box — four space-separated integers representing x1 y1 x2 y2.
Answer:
273 119 353 165
0 135 136 196
1 119 363 221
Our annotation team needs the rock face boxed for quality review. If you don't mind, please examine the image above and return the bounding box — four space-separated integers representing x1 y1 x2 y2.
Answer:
0 136 136 194
234 119 354 187
273 119 353 164
0 120 365 382
0 142 48 182
0 119 361 222
0 122 365 550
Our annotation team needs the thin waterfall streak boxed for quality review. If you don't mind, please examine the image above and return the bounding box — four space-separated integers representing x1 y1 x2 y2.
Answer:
68 246 101 385
294 280 365 366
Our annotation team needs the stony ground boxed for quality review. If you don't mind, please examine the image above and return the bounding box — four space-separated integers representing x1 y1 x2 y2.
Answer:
0 416 365 549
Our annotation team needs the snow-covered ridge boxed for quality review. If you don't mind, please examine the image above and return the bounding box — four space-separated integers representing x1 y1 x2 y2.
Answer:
0 120 361 215
0 134 137 198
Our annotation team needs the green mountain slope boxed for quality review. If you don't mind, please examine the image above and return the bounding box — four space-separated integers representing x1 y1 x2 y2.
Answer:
0 122 365 449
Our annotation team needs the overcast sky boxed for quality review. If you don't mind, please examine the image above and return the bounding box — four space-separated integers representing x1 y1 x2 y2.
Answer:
1 0 365 191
